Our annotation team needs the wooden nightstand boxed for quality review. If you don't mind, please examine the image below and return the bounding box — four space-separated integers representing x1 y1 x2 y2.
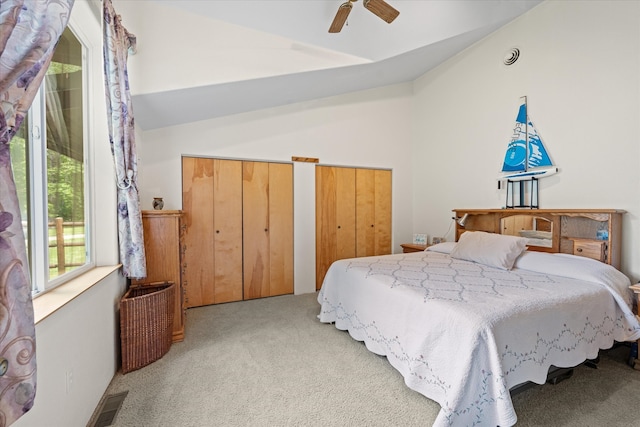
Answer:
401 243 428 253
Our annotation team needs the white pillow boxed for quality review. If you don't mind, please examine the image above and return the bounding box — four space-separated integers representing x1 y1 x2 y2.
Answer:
426 242 456 254
449 231 528 270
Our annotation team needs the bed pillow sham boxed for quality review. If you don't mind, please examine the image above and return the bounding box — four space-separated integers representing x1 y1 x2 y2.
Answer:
449 231 528 270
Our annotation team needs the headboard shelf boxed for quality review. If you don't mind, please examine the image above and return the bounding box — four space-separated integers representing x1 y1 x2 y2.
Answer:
452 209 624 269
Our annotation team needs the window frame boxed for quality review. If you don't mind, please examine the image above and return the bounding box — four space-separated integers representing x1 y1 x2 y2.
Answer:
24 24 95 296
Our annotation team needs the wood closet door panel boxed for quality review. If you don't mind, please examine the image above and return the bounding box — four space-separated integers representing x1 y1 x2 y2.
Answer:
243 161 270 300
374 169 392 255
356 168 376 257
315 166 357 290
315 166 337 290
213 159 243 303
335 167 356 260
267 162 294 296
182 157 215 308
355 168 392 257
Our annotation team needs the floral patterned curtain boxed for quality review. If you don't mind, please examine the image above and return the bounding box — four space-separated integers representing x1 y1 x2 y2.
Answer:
103 0 146 279
0 0 74 424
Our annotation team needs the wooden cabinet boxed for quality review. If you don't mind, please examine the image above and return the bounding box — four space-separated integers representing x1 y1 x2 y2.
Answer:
316 165 392 290
453 209 623 269
182 157 293 307
131 210 185 342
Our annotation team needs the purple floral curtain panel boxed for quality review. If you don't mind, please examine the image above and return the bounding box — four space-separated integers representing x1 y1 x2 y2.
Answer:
103 0 146 279
0 0 74 424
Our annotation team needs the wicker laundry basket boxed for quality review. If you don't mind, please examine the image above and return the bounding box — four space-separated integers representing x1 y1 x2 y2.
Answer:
120 281 175 374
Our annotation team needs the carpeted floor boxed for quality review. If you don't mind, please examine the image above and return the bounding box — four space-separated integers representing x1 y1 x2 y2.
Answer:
97 292 640 426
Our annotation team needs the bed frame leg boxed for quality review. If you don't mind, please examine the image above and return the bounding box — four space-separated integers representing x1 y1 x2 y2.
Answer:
546 368 574 385
584 356 599 369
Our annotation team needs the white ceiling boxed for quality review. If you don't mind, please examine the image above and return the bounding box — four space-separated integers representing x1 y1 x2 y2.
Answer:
132 0 542 130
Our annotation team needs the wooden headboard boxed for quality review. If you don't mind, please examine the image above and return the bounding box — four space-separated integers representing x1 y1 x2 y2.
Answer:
452 209 624 269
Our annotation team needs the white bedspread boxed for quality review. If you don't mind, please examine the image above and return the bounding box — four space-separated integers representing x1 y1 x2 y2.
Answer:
317 250 640 427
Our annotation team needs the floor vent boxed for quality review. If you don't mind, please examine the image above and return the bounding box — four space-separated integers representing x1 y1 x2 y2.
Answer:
91 391 128 427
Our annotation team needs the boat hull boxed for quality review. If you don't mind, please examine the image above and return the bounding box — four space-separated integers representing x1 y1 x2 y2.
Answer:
498 167 558 181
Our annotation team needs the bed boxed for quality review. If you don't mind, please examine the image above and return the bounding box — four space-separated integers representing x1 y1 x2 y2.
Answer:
317 231 640 426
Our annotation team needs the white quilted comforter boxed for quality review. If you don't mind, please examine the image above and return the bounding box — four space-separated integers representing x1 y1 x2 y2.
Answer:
318 249 640 427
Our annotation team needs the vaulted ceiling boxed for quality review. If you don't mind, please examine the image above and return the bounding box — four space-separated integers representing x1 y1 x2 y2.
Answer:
122 1 542 130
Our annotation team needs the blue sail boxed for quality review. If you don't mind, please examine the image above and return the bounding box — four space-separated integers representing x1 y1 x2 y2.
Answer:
501 101 554 177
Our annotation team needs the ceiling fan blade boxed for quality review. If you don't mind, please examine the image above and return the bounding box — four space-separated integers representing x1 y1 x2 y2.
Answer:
363 0 399 24
329 2 353 33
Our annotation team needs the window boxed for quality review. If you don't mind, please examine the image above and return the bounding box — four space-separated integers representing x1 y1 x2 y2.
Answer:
9 26 91 295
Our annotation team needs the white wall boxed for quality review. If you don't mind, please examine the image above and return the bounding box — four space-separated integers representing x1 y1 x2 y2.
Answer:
14 2 126 426
136 84 415 294
16 272 124 427
412 0 640 280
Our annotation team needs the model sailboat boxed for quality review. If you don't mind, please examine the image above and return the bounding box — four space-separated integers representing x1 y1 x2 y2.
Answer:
499 97 558 181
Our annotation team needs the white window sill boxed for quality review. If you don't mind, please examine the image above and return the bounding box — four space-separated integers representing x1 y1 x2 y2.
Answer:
32 265 121 324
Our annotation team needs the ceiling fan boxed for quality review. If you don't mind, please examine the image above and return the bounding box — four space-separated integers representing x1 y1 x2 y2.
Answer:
329 0 400 33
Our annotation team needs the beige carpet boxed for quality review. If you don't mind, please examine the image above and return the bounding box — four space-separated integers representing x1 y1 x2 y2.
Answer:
98 292 640 426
